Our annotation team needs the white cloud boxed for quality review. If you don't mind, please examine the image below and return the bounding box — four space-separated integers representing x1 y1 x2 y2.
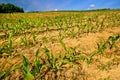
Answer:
90 4 95 8
54 9 58 11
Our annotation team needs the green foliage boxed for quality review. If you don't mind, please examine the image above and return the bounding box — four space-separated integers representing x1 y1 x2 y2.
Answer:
22 56 34 80
34 48 41 73
0 10 120 80
21 37 29 46
70 28 75 38
42 36 47 43
44 46 57 70
32 34 37 45
58 32 67 51
97 35 120 55
97 61 112 70
8 33 12 50
108 35 120 49
0 33 12 56
0 64 20 79
0 3 24 13
22 49 42 80
31 48 42 80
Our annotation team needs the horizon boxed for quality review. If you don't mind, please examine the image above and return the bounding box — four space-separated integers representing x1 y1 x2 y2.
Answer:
0 0 120 12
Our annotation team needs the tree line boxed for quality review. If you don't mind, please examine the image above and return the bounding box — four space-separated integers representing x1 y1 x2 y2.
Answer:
0 3 24 13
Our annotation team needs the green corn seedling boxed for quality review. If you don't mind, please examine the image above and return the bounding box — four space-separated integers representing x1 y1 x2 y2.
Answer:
65 47 76 62
8 33 12 51
42 36 47 44
97 40 109 55
86 57 94 66
77 24 81 35
22 55 34 80
58 32 67 51
34 48 42 79
70 28 75 38
97 63 107 70
21 37 29 46
44 46 57 71
0 64 20 80
108 35 120 49
96 35 120 56
97 61 112 70
100 18 105 30
32 34 37 45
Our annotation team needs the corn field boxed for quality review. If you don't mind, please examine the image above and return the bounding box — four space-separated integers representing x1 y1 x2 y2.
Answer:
0 10 120 80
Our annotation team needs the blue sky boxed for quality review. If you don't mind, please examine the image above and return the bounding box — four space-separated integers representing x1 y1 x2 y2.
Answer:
0 0 120 12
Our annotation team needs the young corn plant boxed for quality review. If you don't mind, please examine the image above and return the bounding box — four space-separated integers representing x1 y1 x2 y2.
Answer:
60 46 84 66
2 23 9 38
30 26 33 33
8 33 12 51
44 46 57 71
21 37 29 46
100 18 105 31
91 35 120 57
42 36 48 44
63 26 69 36
22 49 42 80
22 55 34 80
64 47 77 62
32 34 37 45
70 28 75 38
97 61 112 71
86 56 94 66
0 64 21 80
0 33 13 56
97 63 107 70
108 35 120 49
11 26 18 35
97 40 109 55
33 48 42 79
58 32 67 51
77 24 81 35
87 17 92 33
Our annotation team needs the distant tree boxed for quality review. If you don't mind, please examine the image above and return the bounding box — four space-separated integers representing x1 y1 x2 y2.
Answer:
0 3 24 13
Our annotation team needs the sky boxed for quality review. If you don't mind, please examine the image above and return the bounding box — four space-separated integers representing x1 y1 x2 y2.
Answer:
0 0 120 12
